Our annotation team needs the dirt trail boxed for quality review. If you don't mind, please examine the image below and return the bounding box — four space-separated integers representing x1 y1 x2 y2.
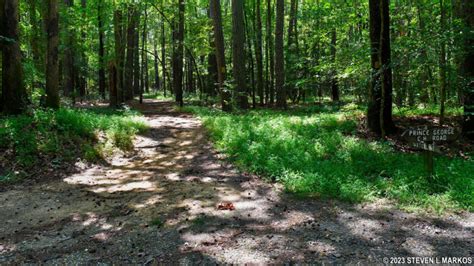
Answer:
1 100 472 264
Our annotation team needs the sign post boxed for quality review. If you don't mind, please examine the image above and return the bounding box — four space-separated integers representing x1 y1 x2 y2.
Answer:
401 126 458 178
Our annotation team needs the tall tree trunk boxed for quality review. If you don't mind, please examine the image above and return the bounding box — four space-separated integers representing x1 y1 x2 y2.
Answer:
1 0 27 114
78 0 87 102
232 0 248 109
461 0 474 139
140 8 148 103
161 19 167 97
63 0 75 102
266 0 275 104
153 37 160 91
207 6 218 97
275 0 286 108
245 3 256 108
28 0 42 86
113 9 125 104
210 0 231 111
124 7 136 101
368 0 395 136
98 0 106 100
439 0 447 125
255 0 264 106
45 0 60 109
330 28 339 102
109 61 118 107
133 12 140 97
172 0 184 106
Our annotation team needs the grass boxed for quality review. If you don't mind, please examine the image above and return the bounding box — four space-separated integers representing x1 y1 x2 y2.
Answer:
185 104 473 214
0 107 147 182
150 217 165 228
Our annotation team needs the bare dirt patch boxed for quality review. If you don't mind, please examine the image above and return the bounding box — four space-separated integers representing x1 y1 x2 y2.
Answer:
1 100 472 264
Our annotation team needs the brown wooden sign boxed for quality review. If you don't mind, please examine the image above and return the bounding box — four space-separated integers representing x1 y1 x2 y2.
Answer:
401 126 459 177
401 126 459 144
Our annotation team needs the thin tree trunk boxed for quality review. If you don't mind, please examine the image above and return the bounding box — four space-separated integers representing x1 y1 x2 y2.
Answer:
255 0 264 106
113 9 125 104
210 0 231 111
153 38 160 91
275 0 286 108
124 7 136 101
207 6 218 97
109 61 118 107
161 19 167 97
63 0 75 102
133 12 140 97
461 0 474 139
45 0 60 109
439 0 447 125
140 8 148 103
267 0 275 104
98 0 106 100
232 0 248 109
330 29 339 102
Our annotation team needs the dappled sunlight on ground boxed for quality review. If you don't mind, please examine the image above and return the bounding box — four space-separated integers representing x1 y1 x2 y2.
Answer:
1 100 472 264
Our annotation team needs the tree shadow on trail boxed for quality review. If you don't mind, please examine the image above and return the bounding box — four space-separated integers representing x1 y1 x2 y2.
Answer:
1 100 472 264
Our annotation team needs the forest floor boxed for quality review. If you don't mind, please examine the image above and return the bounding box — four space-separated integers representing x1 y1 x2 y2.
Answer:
1 100 472 264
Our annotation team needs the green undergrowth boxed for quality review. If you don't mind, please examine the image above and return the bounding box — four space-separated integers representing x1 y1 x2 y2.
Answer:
0 107 147 182
186 104 473 214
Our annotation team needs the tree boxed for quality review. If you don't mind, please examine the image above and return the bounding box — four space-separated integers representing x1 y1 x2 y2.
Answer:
439 0 447 125
367 0 395 136
330 29 339 102
232 0 248 109
275 0 286 109
124 6 137 101
63 0 75 101
461 0 473 139
210 0 231 111
113 8 125 106
98 0 106 100
255 0 264 106
1 0 28 114
172 0 184 107
45 0 60 109
266 0 275 104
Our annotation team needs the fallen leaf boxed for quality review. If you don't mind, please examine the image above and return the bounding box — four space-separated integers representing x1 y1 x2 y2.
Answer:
217 202 235 211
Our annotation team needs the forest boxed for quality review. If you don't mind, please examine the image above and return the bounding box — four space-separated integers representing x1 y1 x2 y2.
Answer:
0 0 473 264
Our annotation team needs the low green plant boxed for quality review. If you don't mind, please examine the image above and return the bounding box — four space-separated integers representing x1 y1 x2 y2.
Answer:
0 107 147 180
186 104 473 214
150 217 165 227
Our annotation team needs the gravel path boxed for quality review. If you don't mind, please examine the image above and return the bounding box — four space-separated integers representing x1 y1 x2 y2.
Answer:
1 100 472 264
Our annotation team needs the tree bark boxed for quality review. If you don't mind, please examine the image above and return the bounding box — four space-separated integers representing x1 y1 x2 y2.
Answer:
255 0 264 106
266 0 275 104
368 0 395 136
232 0 248 109
63 0 75 102
172 0 184 106
45 0 60 109
275 0 286 108
109 61 118 107
153 38 160 91
330 29 339 102
461 0 474 139
98 0 106 100
161 19 167 96
439 0 447 125
113 9 125 104
1 0 28 114
210 0 231 111
124 7 137 101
